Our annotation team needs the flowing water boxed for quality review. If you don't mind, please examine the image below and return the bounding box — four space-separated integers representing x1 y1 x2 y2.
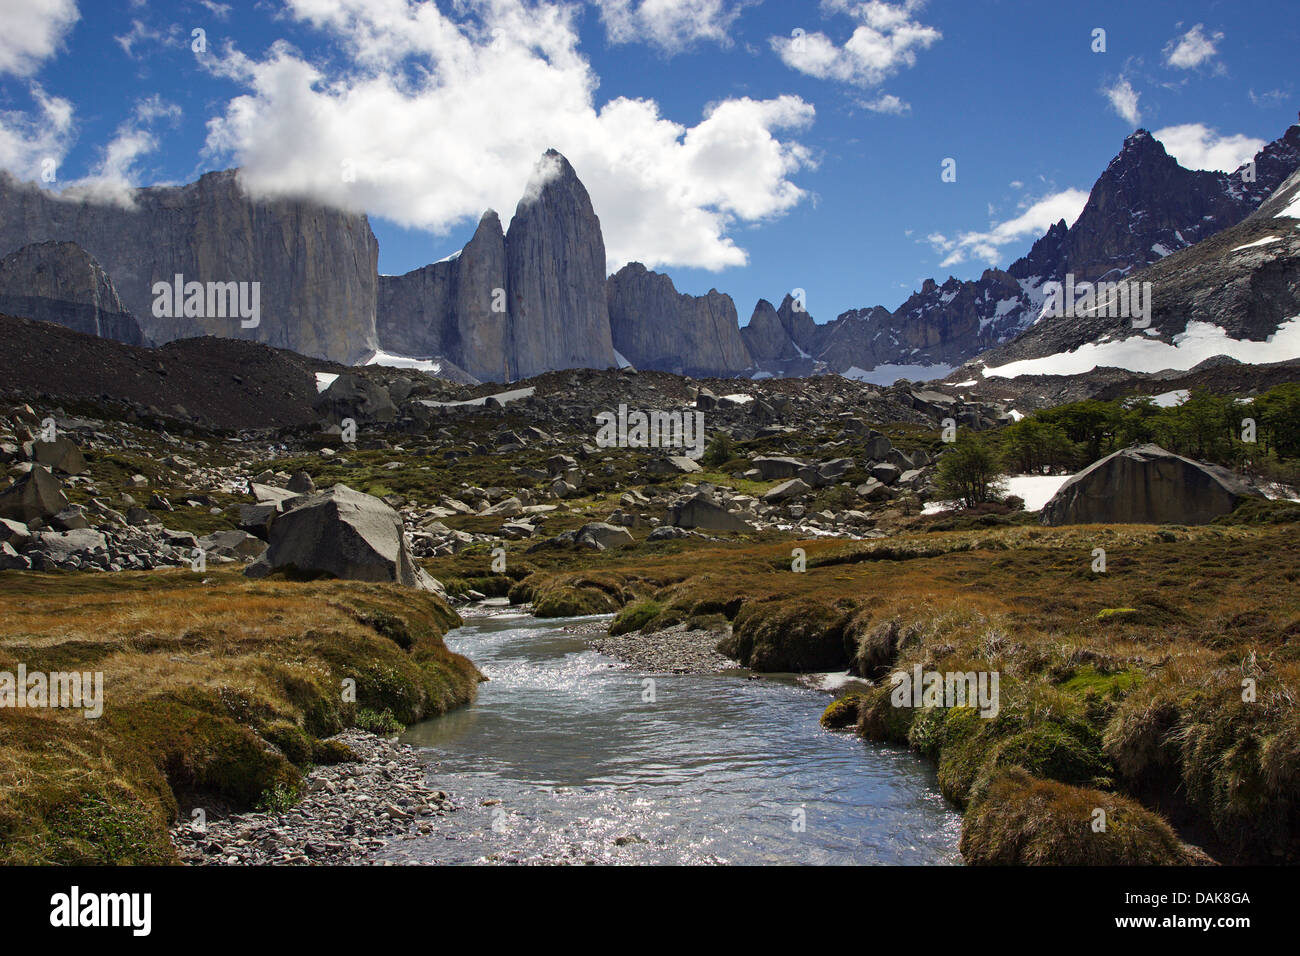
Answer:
384 611 962 865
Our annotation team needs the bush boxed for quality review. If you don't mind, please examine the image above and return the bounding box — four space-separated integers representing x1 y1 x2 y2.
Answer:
933 434 1006 509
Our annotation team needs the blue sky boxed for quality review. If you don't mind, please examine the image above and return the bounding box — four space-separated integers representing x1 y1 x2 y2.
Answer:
1 0 1297 330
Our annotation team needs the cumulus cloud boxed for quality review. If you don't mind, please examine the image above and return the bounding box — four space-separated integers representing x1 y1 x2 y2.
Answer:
928 188 1090 268
595 0 748 53
0 84 74 181
57 95 181 204
1103 77 1142 126
1163 23 1222 70
1153 123 1264 173
202 0 815 272
770 0 940 87
0 0 79 76
860 92 908 114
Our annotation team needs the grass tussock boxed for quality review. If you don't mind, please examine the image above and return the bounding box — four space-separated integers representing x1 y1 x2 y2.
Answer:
0 568 479 864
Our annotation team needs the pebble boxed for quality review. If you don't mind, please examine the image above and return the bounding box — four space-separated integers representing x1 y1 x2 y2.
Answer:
170 730 456 866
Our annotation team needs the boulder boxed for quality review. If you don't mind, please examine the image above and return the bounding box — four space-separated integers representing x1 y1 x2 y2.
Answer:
665 492 754 532
199 529 269 561
287 470 316 494
0 517 31 547
645 455 701 475
31 436 87 475
249 484 442 592
764 478 812 503
0 465 69 523
576 522 634 550
31 528 107 563
870 462 901 485
1041 444 1262 526
753 456 806 480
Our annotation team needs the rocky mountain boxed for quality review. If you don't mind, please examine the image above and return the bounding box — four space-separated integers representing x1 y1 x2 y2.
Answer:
753 123 1300 380
377 210 509 383
504 151 618 379
377 151 617 382
0 241 148 346
0 169 380 363
967 164 1300 375
606 262 752 377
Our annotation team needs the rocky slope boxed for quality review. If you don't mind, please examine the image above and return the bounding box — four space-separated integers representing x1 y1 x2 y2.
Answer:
969 165 1300 374
0 241 148 346
756 123 1300 379
0 169 379 363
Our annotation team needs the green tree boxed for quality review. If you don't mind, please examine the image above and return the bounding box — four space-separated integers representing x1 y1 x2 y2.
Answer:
935 434 1005 509
1037 399 1121 462
1000 419 1077 474
1255 384 1300 459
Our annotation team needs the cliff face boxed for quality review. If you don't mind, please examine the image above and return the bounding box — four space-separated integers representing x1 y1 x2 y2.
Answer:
0 240 147 346
0 169 379 363
378 153 616 382
504 150 617 379
741 299 799 363
606 262 752 376
377 211 509 382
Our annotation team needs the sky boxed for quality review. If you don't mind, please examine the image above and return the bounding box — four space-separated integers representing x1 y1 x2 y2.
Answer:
1 0 1297 331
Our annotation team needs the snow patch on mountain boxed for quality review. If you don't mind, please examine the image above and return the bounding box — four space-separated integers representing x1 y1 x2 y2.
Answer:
842 363 955 385
982 317 1300 378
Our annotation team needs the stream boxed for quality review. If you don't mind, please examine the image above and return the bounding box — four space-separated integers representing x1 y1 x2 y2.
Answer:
381 611 962 865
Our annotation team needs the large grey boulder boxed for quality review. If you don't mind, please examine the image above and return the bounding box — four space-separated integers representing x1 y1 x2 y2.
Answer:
753 456 807 480
1041 444 1262 526
249 484 442 591
665 492 754 532
764 478 812 503
315 374 397 423
0 465 69 523
30 528 107 563
199 529 268 561
31 436 86 475
576 522 634 550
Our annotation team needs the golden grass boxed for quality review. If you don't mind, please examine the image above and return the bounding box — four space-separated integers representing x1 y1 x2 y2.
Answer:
0 568 479 864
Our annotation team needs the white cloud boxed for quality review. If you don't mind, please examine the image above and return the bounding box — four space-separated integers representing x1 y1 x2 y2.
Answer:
859 92 908 114
929 189 1090 268
202 0 815 272
199 0 232 19
1103 77 1141 126
1163 23 1222 70
59 95 182 204
115 19 183 59
0 0 78 76
595 0 747 53
1153 123 1264 173
0 84 74 181
771 0 940 87
1249 88 1288 107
